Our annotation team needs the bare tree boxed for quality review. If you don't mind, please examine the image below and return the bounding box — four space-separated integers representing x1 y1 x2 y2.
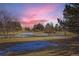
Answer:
0 10 22 36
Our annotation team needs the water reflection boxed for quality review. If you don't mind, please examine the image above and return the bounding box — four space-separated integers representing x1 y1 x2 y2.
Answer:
0 41 59 55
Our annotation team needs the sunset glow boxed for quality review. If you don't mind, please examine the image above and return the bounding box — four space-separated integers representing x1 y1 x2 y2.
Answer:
0 3 65 28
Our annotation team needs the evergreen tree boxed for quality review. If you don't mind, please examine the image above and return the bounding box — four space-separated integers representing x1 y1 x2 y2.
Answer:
44 22 54 33
33 23 44 31
62 4 79 33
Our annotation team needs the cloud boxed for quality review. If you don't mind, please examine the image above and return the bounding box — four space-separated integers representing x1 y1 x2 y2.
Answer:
20 4 58 28
20 19 48 28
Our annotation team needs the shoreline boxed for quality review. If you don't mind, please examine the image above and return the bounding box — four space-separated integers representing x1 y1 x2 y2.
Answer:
0 36 72 44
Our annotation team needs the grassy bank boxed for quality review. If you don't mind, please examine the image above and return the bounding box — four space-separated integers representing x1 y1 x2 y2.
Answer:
0 35 75 44
0 31 77 43
0 37 61 43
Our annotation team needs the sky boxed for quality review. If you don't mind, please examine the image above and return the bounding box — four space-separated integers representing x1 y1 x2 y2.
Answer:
0 3 65 28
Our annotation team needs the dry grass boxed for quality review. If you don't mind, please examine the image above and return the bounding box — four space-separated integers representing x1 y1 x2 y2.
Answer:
0 36 62 43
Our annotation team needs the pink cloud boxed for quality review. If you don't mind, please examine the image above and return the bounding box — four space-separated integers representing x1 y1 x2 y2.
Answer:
20 19 48 28
20 4 58 28
24 5 57 18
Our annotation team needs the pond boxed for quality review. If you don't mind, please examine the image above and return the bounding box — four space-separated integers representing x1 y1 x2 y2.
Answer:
0 41 60 55
15 32 49 37
0 32 67 55
0 32 48 38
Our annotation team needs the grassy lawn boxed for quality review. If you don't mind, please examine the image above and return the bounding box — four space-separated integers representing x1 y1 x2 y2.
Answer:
0 31 77 43
0 31 23 35
0 36 74 43
55 31 75 36
0 37 60 43
20 49 73 56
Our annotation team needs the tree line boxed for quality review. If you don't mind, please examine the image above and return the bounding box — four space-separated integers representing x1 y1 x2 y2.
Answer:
25 22 61 33
0 3 79 35
0 10 61 35
0 10 22 35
